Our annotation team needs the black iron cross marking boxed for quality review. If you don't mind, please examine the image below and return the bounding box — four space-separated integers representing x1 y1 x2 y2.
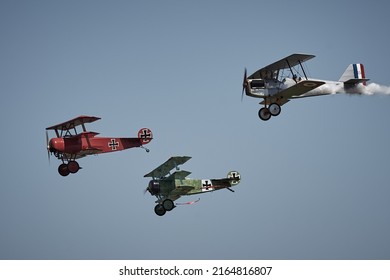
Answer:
230 172 240 180
140 129 151 139
203 180 212 190
108 139 119 150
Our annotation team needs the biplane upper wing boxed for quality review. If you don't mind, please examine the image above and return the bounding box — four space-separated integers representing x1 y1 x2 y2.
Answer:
144 156 192 178
46 115 101 131
261 80 326 105
248 54 315 79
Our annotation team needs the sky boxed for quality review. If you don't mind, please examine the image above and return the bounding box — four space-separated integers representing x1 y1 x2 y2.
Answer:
1 0 390 260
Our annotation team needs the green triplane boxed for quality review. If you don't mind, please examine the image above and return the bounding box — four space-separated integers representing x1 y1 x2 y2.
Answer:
144 156 241 216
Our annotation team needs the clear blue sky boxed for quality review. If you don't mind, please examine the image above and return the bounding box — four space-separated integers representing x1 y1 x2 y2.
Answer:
1 0 390 259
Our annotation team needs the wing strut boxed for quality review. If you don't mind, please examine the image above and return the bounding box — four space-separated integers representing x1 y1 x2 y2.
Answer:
298 60 308 80
285 59 296 83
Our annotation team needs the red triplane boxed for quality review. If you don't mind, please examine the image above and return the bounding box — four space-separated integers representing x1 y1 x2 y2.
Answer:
46 115 153 176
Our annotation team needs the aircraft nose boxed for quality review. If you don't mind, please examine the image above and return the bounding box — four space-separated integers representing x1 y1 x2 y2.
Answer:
49 138 65 152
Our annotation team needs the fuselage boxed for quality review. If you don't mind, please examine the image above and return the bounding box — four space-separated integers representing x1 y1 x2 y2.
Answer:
148 178 233 197
48 134 142 156
246 77 353 99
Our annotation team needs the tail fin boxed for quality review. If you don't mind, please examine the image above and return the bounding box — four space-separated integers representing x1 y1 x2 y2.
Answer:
339 64 369 86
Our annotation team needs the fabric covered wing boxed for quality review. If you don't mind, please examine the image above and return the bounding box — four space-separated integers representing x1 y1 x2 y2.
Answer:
72 148 102 158
248 54 315 79
168 185 194 201
144 156 191 178
261 80 325 105
46 115 101 131
166 170 192 180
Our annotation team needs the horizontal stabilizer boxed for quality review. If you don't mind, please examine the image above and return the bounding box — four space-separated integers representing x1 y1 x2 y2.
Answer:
343 78 370 85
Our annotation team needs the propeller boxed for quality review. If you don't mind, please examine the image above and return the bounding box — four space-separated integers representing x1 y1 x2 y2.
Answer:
242 68 248 101
46 130 50 163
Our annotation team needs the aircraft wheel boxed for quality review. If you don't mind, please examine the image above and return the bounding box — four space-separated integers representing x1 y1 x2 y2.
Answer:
67 161 80 174
269 103 281 116
258 108 271 121
162 199 175 211
154 204 166 216
58 163 70 177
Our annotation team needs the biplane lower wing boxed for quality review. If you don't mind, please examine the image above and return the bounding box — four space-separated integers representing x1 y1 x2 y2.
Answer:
261 80 325 105
144 156 191 178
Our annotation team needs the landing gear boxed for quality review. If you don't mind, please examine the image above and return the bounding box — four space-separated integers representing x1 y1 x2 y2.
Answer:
154 199 176 216
58 163 70 177
57 161 81 176
258 103 281 121
258 107 271 121
269 103 281 116
154 204 166 216
162 199 175 211
67 161 80 173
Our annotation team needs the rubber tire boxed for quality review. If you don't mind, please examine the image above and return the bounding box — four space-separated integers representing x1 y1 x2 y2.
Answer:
67 161 80 174
162 199 175 211
58 163 70 177
154 204 166 216
258 108 271 121
269 103 281 116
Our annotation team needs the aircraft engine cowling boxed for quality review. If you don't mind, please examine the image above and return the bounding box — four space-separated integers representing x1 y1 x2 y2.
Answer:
148 180 161 195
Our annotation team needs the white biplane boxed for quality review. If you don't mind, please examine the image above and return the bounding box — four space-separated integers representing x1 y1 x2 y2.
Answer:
242 53 369 121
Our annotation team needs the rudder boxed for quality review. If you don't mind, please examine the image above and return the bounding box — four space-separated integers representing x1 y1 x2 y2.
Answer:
339 64 368 86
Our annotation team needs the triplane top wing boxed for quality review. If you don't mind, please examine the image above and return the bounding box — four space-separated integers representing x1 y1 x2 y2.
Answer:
144 156 191 178
46 115 101 132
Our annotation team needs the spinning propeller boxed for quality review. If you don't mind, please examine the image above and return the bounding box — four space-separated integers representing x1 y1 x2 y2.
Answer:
242 68 248 101
46 131 51 163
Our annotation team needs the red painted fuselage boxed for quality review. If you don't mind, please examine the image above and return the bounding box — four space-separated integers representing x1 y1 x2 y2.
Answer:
49 133 144 157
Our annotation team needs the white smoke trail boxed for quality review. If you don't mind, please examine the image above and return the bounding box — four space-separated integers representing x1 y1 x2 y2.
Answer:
358 83 390 95
318 82 390 96
317 83 344 95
